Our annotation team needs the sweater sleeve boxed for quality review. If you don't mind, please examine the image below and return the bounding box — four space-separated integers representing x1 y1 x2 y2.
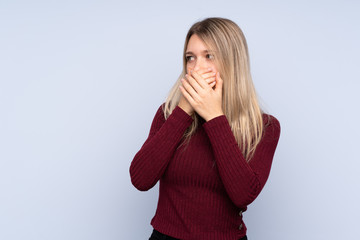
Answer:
129 104 194 191
202 114 281 209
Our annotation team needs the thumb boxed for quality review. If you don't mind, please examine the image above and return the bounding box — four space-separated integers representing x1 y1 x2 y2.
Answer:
215 72 223 92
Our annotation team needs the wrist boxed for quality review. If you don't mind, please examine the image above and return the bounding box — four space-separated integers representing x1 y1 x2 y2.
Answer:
177 104 193 116
205 112 224 122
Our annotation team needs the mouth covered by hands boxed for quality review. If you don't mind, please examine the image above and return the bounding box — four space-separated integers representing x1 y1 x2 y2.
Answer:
179 68 224 122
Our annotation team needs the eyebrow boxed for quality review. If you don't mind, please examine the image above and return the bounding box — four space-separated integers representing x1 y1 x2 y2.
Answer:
185 50 214 55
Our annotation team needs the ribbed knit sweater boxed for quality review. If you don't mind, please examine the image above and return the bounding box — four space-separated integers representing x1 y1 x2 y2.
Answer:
130 103 281 240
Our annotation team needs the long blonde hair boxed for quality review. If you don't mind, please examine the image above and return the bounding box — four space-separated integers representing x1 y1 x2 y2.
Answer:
163 17 264 161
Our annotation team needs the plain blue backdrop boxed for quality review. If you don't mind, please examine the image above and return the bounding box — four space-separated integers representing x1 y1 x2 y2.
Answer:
1 0 359 239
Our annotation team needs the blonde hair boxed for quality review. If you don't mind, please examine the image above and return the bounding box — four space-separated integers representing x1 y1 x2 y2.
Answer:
163 17 264 161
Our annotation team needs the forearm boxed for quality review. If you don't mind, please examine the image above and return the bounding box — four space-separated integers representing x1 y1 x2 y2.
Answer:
203 114 280 208
130 106 194 191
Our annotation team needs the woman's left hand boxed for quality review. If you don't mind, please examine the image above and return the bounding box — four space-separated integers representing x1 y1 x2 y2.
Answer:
180 70 224 122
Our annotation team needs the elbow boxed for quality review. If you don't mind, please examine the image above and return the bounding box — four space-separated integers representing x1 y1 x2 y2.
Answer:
130 177 153 192
231 179 262 208
129 165 155 192
132 184 152 192
233 194 258 209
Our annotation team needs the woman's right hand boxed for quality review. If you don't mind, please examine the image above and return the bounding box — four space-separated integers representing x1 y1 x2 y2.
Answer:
178 68 217 116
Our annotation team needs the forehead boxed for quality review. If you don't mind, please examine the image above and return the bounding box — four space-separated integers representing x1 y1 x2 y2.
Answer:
186 34 209 51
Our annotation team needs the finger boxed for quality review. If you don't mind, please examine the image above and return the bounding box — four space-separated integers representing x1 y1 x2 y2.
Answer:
179 84 195 106
201 71 216 80
204 77 216 83
181 77 200 99
185 73 203 93
190 70 208 89
197 67 214 75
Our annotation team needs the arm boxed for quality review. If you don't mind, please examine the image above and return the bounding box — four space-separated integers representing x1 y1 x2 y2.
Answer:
202 114 281 209
129 104 194 191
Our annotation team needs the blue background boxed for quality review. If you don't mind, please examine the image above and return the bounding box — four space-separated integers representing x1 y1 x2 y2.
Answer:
1 0 359 239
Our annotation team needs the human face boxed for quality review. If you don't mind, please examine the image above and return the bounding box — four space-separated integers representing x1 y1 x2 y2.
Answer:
185 34 218 74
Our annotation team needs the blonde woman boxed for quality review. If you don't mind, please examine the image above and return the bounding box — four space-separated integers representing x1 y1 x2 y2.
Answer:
130 17 280 240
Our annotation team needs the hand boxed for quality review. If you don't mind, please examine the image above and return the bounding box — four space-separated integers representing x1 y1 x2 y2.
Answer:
179 70 224 121
178 68 217 115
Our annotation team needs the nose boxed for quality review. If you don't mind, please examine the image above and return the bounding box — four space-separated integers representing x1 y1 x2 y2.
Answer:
194 58 207 71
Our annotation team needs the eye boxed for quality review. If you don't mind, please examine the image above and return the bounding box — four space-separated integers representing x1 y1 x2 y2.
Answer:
185 55 195 62
206 54 214 60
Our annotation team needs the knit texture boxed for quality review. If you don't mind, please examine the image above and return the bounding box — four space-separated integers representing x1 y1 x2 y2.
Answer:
130 103 281 240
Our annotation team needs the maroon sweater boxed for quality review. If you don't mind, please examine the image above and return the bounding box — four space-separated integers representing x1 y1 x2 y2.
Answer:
130 103 280 240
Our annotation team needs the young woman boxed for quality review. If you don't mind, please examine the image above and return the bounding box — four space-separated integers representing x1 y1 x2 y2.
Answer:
130 17 281 240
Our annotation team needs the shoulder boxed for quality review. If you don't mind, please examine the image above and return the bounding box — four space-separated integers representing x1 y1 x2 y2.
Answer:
158 102 166 114
262 113 280 127
262 113 281 139
150 103 166 124
154 102 166 116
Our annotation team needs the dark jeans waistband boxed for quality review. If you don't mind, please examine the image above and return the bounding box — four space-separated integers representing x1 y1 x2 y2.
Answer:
149 229 248 240
149 229 179 240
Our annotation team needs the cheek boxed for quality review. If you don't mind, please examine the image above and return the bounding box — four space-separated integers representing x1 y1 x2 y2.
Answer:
211 61 221 73
186 65 192 74
210 63 218 73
